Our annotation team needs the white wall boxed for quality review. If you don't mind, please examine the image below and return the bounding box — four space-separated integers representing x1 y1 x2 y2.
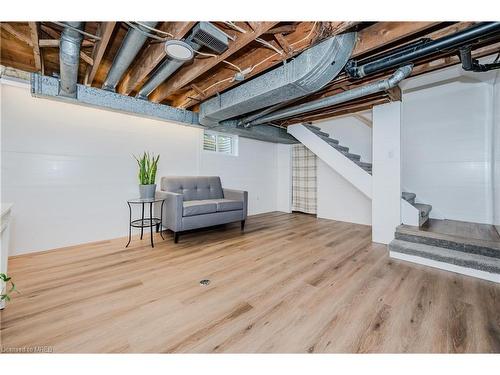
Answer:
315 115 372 225
275 143 292 213
372 102 401 244
402 81 493 224
317 160 371 225
493 72 500 230
1 82 290 255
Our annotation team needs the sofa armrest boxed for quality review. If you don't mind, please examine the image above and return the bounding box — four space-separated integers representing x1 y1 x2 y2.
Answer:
156 191 183 232
223 188 248 219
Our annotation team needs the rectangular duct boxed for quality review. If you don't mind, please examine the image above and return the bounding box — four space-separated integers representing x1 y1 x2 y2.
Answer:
191 22 229 54
29 73 296 144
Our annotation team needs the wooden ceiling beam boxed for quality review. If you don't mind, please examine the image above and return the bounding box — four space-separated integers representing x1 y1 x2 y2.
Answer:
148 21 280 103
84 22 116 85
264 24 299 35
353 113 372 127
173 21 357 109
28 22 42 73
1 23 33 47
274 33 293 56
386 86 401 101
117 22 196 95
352 21 441 57
79 51 94 66
39 39 94 47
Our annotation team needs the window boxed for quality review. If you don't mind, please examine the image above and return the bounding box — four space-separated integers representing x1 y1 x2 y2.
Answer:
203 131 238 156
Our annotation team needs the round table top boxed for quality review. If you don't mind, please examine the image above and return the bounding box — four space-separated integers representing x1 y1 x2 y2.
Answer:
127 197 166 204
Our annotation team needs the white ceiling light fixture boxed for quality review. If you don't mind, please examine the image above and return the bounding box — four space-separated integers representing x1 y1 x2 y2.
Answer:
164 40 194 61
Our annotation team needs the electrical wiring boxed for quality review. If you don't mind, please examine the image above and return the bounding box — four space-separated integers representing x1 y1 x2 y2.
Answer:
193 50 243 72
193 22 319 102
124 22 168 41
223 21 247 34
134 22 173 38
51 22 101 40
250 21 318 72
255 38 284 55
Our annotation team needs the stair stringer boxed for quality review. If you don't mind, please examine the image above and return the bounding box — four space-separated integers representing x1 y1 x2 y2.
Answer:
401 199 420 226
288 124 372 198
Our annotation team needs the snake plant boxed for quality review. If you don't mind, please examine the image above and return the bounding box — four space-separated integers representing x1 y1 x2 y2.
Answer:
133 152 160 185
1 273 17 302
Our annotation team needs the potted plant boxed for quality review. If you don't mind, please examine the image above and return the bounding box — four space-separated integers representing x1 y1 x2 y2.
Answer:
1 272 17 309
133 152 160 199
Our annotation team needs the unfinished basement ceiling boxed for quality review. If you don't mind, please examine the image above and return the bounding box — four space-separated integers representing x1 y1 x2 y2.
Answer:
1 21 500 126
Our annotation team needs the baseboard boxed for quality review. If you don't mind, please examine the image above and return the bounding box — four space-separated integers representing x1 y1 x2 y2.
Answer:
389 251 500 283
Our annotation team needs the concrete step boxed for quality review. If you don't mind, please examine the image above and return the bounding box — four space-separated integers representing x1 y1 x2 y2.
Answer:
326 141 348 153
305 124 322 132
414 203 432 218
319 135 340 145
305 126 330 138
401 192 416 205
389 239 500 281
342 151 361 161
355 161 372 169
395 224 500 259
413 203 432 226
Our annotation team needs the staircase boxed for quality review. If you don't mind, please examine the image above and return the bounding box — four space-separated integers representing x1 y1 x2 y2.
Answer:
389 224 500 283
401 191 432 226
288 124 373 198
288 124 431 229
305 124 373 174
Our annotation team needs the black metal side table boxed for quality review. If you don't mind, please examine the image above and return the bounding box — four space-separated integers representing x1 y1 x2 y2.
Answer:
126 197 165 248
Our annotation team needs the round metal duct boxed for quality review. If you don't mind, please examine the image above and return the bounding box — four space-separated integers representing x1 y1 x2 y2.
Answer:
164 40 194 61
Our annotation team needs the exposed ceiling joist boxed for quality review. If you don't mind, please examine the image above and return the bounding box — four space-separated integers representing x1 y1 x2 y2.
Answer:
84 22 116 85
264 24 298 35
38 39 94 47
117 22 196 95
148 21 279 103
352 21 441 57
1 23 33 46
172 21 357 109
386 86 401 101
28 22 42 72
353 113 372 127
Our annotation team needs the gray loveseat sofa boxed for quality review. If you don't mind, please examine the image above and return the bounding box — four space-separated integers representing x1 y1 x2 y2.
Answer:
156 176 248 243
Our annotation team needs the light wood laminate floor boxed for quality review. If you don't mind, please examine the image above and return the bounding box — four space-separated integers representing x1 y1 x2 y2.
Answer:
1 212 499 353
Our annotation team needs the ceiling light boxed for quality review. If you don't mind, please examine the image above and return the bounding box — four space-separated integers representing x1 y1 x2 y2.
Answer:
164 40 194 61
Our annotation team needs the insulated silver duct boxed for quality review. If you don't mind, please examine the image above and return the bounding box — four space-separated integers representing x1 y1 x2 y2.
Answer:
102 21 158 92
136 40 197 99
59 22 84 98
246 65 413 126
198 32 357 127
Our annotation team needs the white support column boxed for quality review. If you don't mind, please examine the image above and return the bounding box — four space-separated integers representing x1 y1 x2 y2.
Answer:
372 102 401 244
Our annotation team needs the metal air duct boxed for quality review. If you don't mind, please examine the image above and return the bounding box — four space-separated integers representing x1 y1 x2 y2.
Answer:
135 22 229 100
102 21 158 92
198 32 357 127
59 22 84 98
247 65 413 126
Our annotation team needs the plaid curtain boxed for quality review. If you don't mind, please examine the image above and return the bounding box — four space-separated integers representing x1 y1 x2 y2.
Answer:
292 144 317 214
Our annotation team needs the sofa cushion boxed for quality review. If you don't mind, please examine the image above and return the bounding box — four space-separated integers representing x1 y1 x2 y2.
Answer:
161 176 224 201
212 199 243 212
183 200 217 217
